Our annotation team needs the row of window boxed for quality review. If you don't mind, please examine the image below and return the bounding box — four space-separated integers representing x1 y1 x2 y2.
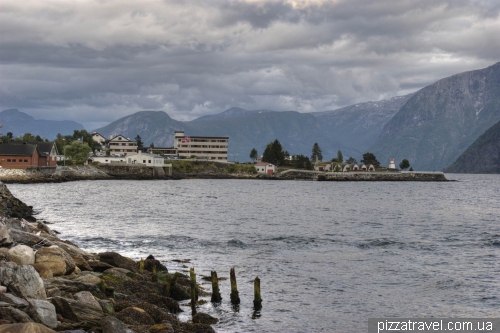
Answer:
177 139 227 143
178 151 228 154
4 159 29 163
183 145 227 148
109 143 136 146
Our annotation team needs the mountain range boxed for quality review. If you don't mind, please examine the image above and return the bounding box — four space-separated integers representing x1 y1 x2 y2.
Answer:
443 119 500 173
0 109 84 139
3 62 500 172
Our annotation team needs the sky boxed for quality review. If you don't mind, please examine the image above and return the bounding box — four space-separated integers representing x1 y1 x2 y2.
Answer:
1 0 499 130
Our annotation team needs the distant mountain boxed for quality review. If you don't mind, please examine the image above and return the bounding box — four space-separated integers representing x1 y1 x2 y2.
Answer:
370 62 500 171
93 95 411 161
443 120 500 174
92 111 185 147
0 109 84 140
311 95 413 159
191 107 273 122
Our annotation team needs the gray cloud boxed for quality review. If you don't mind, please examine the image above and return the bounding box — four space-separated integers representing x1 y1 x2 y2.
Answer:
0 0 498 129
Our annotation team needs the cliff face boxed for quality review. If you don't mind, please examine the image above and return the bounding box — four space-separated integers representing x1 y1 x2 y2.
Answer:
370 62 500 171
443 120 500 174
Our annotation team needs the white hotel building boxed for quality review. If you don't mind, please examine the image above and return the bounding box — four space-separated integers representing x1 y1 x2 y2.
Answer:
173 131 228 161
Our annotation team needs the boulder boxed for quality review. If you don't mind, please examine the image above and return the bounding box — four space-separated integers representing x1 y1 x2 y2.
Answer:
0 306 33 323
7 245 35 265
0 285 7 293
0 293 29 308
0 265 47 300
103 267 132 281
31 263 53 279
0 226 13 246
87 260 114 272
98 252 137 272
149 323 174 333
143 258 168 273
115 306 155 325
53 241 93 271
136 302 170 324
43 277 100 294
35 246 75 276
27 299 58 328
9 229 54 248
74 274 101 285
73 291 101 311
0 322 56 333
101 316 133 333
3 218 31 232
192 312 219 325
51 296 104 325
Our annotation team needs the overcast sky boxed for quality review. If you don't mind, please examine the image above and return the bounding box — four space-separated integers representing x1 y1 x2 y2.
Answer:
1 0 499 129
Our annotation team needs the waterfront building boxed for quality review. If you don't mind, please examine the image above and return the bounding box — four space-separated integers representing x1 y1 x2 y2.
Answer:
389 158 396 169
173 131 228 161
0 142 58 168
127 151 164 166
108 135 137 156
254 162 276 175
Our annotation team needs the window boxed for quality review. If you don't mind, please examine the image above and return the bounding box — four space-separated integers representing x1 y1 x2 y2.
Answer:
12 159 16 162
7 159 11 162
148 160 151 163
143 160 146 163
24 159 28 162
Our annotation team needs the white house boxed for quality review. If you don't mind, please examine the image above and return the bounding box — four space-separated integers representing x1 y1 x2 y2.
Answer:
254 162 276 175
127 151 164 167
91 156 127 164
108 134 137 156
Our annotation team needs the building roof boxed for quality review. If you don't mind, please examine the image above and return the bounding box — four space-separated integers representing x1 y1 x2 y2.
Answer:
0 143 38 156
255 162 274 166
109 134 134 142
27 142 58 156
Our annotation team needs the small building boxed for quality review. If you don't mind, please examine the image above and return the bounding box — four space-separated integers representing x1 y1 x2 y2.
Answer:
90 156 127 164
314 165 325 172
389 158 396 169
0 143 40 169
254 162 276 175
127 151 164 167
359 164 376 171
30 142 59 167
173 131 228 161
350 163 360 171
108 134 137 156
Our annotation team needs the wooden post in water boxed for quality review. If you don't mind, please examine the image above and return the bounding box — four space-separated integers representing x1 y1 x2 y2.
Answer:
210 271 222 302
152 264 158 282
230 267 240 304
190 267 197 315
139 258 144 274
253 276 262 309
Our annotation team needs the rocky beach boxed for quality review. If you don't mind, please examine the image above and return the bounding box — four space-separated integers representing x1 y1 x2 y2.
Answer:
0 181 220 333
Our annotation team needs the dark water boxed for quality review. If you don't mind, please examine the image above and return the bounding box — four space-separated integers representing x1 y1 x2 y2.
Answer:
7 174 500 333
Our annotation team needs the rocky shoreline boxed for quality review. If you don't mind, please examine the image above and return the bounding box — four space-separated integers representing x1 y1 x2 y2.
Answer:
0 182 220 333
0 165 448 183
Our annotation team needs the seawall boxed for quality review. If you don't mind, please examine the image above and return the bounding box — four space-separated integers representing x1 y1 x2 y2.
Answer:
280 170 447 181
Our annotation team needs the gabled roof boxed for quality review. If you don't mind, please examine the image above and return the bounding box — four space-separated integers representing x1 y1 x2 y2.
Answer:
255 162 274 166
109 134 133 142
0 143 38 156
27 142 58 156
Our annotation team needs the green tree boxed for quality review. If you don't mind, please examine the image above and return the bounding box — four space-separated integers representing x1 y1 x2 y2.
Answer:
73 130 101 152
346 156 357 164
64 141 92 165
399 159 410 170
149 142 155 148
262 139 285 166
135 135 144 148
337 150 343 163
311 143 323 161
361 152 380 167
6 132 13 140
292 154 312 169
250 148 258 161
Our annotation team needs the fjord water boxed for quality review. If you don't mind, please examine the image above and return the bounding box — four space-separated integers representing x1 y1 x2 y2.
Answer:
8 174 500 333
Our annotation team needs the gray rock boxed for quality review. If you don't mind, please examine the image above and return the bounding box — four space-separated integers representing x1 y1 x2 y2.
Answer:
0 285 7 293
6 245 35 265
73 291 101 310
31 263 53 279
0 226 13 246
99 252 137 271
74 274 101 285
27 299 58 328
99 299 115 315
0 306 33 323
192 312 219 325
9 229 54 248
103 267 132 281
87 259 114 272
0 293 29 308
0 322 57 333
51 296 104 324
44 277 100 294
53 241 93 271
0 265 47 300
101 316 133 333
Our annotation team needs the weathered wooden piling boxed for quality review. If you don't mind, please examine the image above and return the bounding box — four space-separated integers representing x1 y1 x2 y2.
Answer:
152 264 158 282
210 270 222 302
253 276 262 309
230 267 240 304
190 267 197 315
139 258 145 274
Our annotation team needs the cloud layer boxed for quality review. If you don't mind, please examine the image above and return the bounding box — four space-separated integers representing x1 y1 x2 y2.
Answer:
1 0 499 129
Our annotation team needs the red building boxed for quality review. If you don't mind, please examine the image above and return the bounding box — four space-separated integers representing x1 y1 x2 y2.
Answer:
0 142 58 169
